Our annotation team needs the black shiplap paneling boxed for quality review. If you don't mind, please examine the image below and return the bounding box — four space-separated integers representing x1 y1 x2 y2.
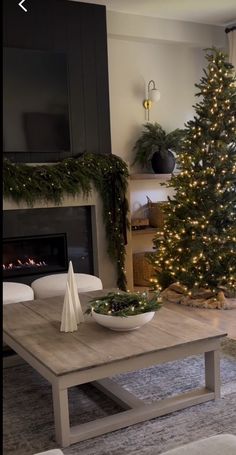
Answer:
66 2 86 155
3 0 53 50
79 3 101 154
93 6 112 155
3 0 111 162
51 0 67 52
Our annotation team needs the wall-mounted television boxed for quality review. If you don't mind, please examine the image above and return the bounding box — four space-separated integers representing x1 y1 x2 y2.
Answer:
3 48 70 157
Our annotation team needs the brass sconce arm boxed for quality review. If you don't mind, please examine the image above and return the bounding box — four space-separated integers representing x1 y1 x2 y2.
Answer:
143 79 160 121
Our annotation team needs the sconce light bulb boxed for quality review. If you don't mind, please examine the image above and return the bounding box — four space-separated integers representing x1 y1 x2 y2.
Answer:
149 88 161 102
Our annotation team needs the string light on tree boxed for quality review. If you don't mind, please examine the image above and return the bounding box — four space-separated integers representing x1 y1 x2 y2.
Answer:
149 47 236 299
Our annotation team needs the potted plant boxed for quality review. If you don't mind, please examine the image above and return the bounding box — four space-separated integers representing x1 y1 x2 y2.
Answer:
86 291 162 331
132 122 185 174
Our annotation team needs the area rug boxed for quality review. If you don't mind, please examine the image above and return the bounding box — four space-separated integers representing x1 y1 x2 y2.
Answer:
3 339 236 455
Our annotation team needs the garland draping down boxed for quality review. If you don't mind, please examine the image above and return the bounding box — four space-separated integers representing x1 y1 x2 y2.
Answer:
3 153 130 290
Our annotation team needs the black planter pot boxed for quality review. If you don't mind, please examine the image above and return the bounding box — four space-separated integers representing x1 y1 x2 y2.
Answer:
151 150 175 174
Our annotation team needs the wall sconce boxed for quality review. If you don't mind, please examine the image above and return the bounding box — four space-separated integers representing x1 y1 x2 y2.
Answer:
143 80 161 121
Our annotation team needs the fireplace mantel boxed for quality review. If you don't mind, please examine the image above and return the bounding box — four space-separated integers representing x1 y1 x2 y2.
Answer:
3 189 119 289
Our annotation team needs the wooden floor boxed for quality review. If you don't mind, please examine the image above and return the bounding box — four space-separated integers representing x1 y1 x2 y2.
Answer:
164 302 236 340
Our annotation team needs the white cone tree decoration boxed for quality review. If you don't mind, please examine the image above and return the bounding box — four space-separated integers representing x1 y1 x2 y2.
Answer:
68 261 84 323
60 282 78 332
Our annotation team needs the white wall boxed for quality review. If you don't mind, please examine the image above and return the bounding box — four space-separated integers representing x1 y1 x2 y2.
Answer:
106 11 227 171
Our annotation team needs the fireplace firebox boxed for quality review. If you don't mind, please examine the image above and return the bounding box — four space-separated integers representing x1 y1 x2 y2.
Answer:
3 206 94 285
3 234 68 279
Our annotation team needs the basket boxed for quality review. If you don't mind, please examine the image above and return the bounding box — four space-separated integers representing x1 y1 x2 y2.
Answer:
131 217 149 230
147 196 166 228
131 202 149 230
133 252 155 286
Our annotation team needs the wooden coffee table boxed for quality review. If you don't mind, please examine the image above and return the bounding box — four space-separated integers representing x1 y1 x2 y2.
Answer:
3 290 227 447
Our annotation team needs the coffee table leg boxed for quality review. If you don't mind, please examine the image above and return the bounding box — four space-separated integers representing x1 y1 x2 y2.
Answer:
204 349 220 399
52 383 70 447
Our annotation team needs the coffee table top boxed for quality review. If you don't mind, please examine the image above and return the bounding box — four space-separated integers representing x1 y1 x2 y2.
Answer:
3 289 227 376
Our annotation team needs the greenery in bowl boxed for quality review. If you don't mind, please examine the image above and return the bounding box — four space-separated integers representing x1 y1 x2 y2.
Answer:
86 291 163 317
132 122 185 167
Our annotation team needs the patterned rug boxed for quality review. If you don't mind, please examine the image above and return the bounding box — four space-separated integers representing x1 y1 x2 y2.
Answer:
3 339 236 455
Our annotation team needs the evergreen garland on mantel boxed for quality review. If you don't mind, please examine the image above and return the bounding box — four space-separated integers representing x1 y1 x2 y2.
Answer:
3 153 130 290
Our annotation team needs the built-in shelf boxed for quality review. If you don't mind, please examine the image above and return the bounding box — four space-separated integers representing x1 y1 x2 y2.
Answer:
130 174 172 180
128 171 173 291
132 228 157 236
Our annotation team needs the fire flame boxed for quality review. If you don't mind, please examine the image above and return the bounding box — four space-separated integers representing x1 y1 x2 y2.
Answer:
3 258 47 270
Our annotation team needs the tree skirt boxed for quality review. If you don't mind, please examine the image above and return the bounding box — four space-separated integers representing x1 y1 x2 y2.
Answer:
161 283 236 309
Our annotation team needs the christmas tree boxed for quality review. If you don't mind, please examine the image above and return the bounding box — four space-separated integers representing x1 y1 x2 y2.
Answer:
150 47 236 299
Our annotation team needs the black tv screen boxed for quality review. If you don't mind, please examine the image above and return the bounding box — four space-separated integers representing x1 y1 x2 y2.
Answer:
3 48 70 154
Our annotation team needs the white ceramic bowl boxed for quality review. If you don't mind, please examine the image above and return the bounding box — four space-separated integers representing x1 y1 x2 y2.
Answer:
91 310 155 331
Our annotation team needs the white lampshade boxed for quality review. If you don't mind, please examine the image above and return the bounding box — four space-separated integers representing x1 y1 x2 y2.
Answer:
149 88 161 102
